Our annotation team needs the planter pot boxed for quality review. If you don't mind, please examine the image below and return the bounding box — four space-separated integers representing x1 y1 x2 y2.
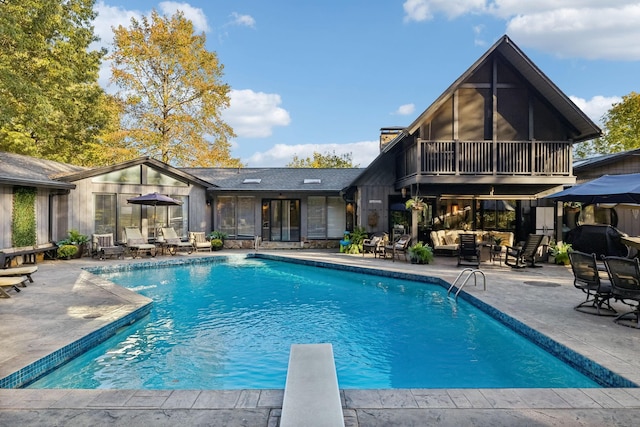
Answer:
72 243 86 258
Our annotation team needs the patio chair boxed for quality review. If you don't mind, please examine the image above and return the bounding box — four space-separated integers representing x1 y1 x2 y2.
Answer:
189 231 211 252
123 227 156 258
0 276 26 298
362 232 387 258
457 233 480 267
568 251 616 316
384 234 411 262
504 234 545 268
603 256 640 328
159 228 193 255
92 233 124 260
0 265 38 283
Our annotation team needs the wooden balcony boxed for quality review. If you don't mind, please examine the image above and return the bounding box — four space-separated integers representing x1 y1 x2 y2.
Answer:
396 140 572 181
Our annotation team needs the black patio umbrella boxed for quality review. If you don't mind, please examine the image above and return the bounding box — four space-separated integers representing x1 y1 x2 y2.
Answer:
543 173 640 205
127 192 183 236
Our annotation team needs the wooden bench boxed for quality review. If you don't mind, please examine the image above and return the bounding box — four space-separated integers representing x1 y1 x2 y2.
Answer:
0 243 57 268
280 344 344 427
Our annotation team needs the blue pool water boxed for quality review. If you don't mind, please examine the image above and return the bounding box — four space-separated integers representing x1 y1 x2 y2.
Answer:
28 257 599 389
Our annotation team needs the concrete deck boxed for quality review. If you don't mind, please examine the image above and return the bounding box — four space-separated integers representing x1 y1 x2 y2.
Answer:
1 250 639 426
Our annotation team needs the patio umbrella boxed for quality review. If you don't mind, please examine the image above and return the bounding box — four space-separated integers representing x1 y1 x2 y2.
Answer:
544 173 640 205
127 192 182 237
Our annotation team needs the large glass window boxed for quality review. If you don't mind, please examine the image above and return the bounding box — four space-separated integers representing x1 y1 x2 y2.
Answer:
169 195 188 237
146 168 188 186
94 194 116 235
118 194 141 241
215 196 256 239
306 196 345 239
307 196 327 238
92 166 141 184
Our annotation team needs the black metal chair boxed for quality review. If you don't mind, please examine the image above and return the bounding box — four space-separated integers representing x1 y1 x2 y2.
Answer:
603 256 640 328
504 234 545 268
568 251 616 316
457 233 480 267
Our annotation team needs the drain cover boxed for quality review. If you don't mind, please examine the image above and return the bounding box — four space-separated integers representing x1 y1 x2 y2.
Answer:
523 281 561 287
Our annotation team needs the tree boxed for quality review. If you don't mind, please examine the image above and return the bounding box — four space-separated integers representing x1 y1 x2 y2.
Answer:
0 0 111 165
575 92 640 158
287 151 358 168
109 10 241 167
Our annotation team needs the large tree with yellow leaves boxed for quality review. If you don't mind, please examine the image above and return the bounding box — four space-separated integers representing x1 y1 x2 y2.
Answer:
109 10 241 167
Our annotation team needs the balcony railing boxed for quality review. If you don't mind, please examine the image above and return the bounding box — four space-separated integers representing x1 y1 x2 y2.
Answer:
403 140 571 177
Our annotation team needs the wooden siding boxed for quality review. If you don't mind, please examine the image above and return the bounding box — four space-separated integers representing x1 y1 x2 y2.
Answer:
0 187 12 248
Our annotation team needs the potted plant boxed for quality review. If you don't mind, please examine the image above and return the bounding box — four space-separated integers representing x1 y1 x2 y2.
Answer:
57 244 79 259
209 230 228 242
210 238 223 251
405 196 425 211
57 229 90 258
407 241 434 264
549 241 572 265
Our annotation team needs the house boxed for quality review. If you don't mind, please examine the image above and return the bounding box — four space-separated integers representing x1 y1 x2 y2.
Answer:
355 35 600 245
0 35 602 254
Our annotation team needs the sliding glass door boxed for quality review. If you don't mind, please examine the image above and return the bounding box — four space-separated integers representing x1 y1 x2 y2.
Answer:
262 199 300 241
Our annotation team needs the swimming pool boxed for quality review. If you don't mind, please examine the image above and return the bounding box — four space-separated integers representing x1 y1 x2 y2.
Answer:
28 256 604 389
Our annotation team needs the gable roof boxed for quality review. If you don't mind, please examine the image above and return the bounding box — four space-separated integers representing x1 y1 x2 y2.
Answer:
57 157 215 188
182 167 364 192
382 35 601 156
0 151 84 190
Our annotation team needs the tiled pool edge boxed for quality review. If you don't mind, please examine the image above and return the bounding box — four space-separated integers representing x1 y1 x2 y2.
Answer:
254 253 638 389
0 302 152 389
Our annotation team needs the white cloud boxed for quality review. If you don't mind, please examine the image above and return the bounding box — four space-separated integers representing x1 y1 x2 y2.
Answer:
569 95 621 125
159 2 210 33
229 12 256 28
393 103 416 115
402 1 640 60
223 89 291 138
245 141 380 167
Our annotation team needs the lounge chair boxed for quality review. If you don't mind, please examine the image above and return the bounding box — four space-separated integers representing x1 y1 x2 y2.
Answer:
92 233 124 260
0 276 26 298
457 233 480 267
123 227 156 258
0 265 38 283
504 234 545 268
603 256 640 328
362 232 387 258
159 228 193 255
189 231 211 252
384 234 411 262
568 251 616 316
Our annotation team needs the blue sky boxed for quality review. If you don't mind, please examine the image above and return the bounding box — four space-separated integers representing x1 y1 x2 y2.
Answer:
93 1 640 167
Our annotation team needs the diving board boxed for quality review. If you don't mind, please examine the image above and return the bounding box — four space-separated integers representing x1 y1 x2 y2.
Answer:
280 343 345 427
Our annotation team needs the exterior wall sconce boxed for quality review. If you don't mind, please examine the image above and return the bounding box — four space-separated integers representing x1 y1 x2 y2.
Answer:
401 187 407 198
452 204 459 215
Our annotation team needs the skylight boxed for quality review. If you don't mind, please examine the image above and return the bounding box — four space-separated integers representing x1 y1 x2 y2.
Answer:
243 178 262 184
303 178 321 184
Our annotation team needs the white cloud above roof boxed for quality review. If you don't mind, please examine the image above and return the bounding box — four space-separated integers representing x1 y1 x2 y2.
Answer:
223 89 291 138
403 1 640 60
569 95 622 125
244 141 379 167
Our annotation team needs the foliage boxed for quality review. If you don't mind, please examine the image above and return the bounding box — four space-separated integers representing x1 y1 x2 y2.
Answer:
109 10 241 167
405 196 424 210
0 0 112 165
407 241 434 264
287 151 358 168
12 187 37 247
344 227 368 254
210 238 223 249
58 229 90 246
549 242 572 265
575 92 640 158
57 244 79 259
209 230 228 241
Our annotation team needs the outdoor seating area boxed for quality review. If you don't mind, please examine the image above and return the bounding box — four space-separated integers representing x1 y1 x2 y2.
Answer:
568 251 616 316
504 234 545 268
383 234 411 262
91 233 125 260
362 232 387 258
189 231 211 252
123 227 157 258
158 227 194 255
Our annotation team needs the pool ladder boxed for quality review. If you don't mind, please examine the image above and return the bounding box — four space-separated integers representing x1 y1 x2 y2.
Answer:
447 268 486 300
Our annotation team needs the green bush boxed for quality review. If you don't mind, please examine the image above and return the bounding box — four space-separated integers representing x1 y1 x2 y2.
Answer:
408 241 434 264
57 244 79 259
209 230 228 241
210 238 223 250
58 229 90 246
345 226 368 254
12 187 37 247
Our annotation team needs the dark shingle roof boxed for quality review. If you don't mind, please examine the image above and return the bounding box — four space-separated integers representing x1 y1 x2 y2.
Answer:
181 167 364 191
0 151 85 189
573 148 640 172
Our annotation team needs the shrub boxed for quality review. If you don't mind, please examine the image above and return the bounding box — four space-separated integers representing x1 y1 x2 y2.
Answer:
408 241 434 264
57 244 79 259
210 238 223 250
